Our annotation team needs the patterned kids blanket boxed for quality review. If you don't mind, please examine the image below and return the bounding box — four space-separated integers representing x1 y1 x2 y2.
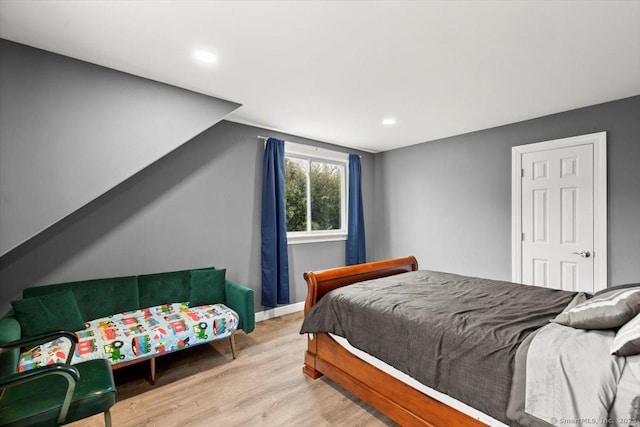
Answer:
19 302 239 372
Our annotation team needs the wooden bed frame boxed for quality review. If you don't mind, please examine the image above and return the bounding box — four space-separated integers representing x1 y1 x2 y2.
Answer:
302 256 486 427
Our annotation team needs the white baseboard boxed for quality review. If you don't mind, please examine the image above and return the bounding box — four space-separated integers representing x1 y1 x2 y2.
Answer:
255 301 305 322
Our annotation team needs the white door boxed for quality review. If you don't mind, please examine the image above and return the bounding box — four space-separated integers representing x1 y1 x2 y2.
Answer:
512 132 607 293
522 145 593 291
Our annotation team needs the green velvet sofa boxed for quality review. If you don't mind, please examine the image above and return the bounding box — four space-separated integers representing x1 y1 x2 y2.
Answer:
0 267 255 385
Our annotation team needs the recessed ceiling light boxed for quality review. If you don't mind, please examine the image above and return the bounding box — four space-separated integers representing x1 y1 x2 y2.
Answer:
194 50 217 64
382 118 396 126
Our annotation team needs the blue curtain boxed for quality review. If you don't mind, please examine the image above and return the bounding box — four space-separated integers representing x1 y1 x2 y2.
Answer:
346 154 366 265
261 138 290 308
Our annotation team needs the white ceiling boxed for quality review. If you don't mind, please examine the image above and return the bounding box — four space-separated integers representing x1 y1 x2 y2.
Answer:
1 1 639 153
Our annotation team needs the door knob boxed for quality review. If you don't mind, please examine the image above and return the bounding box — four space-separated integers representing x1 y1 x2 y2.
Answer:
571 250 591 258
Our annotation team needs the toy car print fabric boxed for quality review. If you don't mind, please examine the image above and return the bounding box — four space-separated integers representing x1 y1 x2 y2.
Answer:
18 302 239 371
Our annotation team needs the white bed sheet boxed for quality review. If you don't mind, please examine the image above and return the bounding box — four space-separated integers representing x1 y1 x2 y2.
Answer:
610 354 640 426
329 333 507 427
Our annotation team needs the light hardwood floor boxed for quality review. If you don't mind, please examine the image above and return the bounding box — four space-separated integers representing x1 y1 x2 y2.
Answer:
69 311 396 427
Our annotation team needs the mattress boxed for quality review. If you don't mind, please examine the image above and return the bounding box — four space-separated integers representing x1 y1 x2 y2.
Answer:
329 333 506 427
332 332 640 427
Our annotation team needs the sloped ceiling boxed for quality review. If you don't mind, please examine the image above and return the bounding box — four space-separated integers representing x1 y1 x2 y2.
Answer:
0 40 240 256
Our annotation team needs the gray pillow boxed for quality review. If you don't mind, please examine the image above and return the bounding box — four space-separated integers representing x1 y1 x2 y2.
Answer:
593 283 640 297
552 288 640 329
611 313 640 356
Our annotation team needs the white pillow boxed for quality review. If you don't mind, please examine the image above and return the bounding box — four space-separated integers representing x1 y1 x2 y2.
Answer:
611 313 640 357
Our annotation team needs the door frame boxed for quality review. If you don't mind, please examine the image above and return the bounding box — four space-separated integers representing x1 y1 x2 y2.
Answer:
511 131 607 291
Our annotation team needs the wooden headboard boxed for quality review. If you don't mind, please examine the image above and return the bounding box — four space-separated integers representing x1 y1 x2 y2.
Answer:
302 256 418 314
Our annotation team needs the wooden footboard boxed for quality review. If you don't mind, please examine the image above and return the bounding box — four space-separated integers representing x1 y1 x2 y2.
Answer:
302 257 486 427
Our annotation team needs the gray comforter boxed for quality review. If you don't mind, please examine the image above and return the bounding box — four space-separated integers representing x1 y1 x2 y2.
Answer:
300 270 577 423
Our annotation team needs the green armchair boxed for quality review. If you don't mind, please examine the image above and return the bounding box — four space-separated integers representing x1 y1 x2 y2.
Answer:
0 331 116 426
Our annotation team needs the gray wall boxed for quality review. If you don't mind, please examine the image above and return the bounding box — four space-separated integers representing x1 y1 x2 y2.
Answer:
0 120 375 314
2 38 637 317
0 39 239 256
373 95 640 286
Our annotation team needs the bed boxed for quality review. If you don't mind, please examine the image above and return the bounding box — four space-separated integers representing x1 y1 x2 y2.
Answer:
300 256 640 427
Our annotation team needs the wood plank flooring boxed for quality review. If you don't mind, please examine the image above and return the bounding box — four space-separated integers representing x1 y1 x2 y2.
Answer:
68 311 396 427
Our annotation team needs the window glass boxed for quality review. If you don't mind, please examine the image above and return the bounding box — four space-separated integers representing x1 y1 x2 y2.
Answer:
310 161 342 231
285 157 308 232
283 142 348 242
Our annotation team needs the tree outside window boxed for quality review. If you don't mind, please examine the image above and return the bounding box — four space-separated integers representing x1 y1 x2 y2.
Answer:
283 143 347 242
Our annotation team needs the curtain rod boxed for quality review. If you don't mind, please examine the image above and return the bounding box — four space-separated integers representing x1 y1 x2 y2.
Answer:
257 135 361 158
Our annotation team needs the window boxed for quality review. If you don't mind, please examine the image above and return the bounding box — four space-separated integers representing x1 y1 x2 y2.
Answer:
284 142 348 244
